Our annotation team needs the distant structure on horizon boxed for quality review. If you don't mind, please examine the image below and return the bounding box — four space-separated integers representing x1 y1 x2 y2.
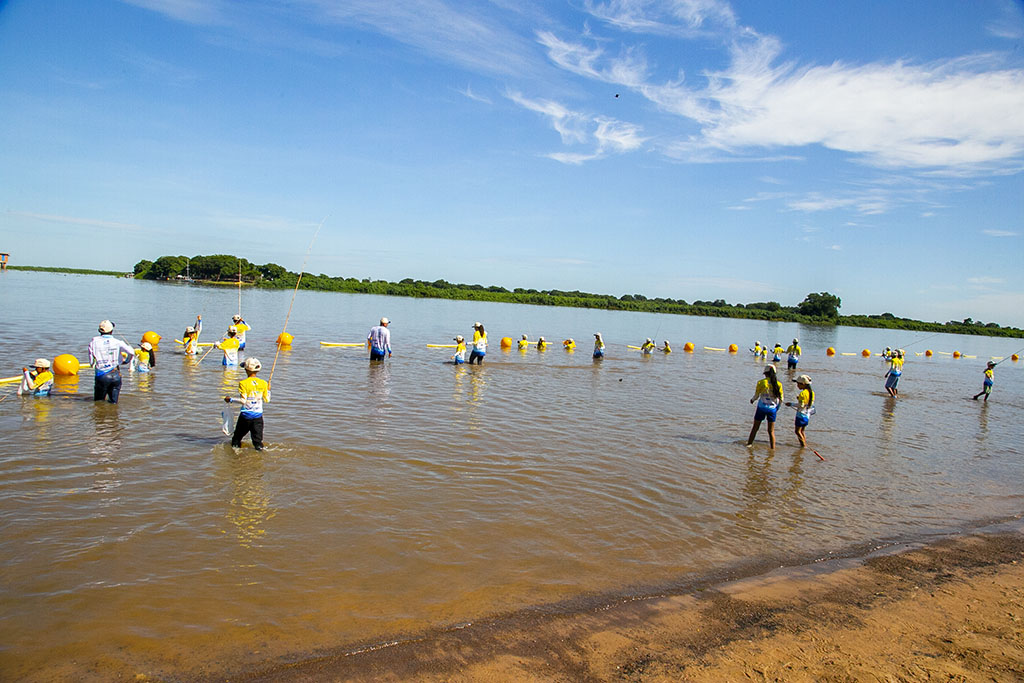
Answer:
0 253 9 271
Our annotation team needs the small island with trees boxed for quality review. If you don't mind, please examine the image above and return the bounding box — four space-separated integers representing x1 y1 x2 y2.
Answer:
20 253 1024 338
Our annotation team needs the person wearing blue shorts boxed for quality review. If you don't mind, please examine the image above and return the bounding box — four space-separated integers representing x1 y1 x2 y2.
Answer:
747 364 784 449
786 374 814 447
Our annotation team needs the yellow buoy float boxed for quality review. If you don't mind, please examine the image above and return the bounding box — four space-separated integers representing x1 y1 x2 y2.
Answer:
728 344 738 353
1013 354 1020 362
683 342 694 352
53 353 81 376
826 347 835 356
277 332 294 346
142 331 162 346
861 349 871 357
925 349 933 357
953 351 961 358
500 336 512 350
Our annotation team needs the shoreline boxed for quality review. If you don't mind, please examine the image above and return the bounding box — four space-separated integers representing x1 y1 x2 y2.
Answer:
218 517 1024 682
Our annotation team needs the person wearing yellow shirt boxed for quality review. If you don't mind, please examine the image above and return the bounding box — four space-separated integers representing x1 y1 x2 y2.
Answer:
518 334 530 351
224 357 270 450
884 350 904 397
182 315 202 355
563 338 576 351
751 341 762 356
973 361 996 401
537 336 548 351
18 358 54 397
640 338 656 354
469 322 487 364
231 315 250 350
661 340 672 353
593 332 605 359
451 335 466 364
786 374 815 447
215 326 241 366
785 338 801 369
747 364 784 449
772 343 784 362
133 341 156 373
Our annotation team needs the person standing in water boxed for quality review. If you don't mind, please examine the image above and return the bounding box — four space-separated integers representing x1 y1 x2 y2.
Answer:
469 322 487 364
884 349 903 397
18 358 54 397
231 314 250 350
182 315 202 355
772 342 784 362
593 333 605 359
786 374 814 447
88 319 135 404
215 326 241 366
451 335 466 364
748 365 784 449
224 357 270 451
518 334 530 351
537 336 548 351
133 341 156 372
973 361 996 401
367 317 392 361
785 338 801 369
563 338 576 351
661 340 672 353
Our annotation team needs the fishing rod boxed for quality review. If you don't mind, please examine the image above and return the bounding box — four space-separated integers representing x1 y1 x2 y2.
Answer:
195 344 218 365
898 331 943 349
269 217 326 385
993 345 1024 366
237 258 242 319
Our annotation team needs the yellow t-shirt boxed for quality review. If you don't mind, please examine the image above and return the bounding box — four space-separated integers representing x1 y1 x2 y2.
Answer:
32 370 54 391
238 376 270 417
564 340 576 350
518 339 529 350
787 344 801 356
753 378 783 408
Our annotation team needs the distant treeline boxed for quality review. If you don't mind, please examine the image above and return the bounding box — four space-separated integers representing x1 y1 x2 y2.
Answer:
8 265 126 277
124 254 1024 338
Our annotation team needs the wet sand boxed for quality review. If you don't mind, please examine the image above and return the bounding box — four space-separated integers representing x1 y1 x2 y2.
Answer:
225 526 1024 682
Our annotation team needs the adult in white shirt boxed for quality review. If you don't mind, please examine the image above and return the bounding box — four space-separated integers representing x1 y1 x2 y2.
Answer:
367 317 392 361
88 319 135 403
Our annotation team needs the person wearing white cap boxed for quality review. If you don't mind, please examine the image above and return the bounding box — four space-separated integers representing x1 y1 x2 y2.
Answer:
640 338 656 354
537 336 548 351
469 322 486 364
18 358 53 397
785 338 801 369
884 348 903 398
660 340 672 354
182 315 202 355
786 374 815 447
593 333 605 359
451 335 466 364
518 334 530 351
133 341 156 373
367 317 392 361
973 361 997 401
215 326 241 366
224 357 270 451
88 319 136 403
231 314 250 350
747 364 784 449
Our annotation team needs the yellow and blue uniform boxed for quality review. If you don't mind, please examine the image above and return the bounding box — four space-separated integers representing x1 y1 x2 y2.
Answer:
772 344 784 362
453 340 466 364
234 322 250 349
563 339 576 351
231 376 270 450
983 367 994 393
518 338 529 350
662 342 671 353
885 356 903 390
593 338 605 358
795 388 814 427
469 330 487 364
640 340 655 354
751 378 783 422
133 348 152 373
21 369 53 396
218 337 240 366
786 342 801 368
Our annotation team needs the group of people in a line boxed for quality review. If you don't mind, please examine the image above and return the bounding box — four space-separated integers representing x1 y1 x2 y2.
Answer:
14 317 1003 454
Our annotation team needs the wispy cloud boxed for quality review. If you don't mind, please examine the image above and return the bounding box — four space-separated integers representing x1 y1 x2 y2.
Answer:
982 229 1018 237
507 90 646 163
458 85 491 105
121 0 227 25
968 276 1005 285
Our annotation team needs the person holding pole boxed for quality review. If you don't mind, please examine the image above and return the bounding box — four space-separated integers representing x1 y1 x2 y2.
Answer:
224 357 270 451
368 317 392 361
88 319 135 404
973 361 996 401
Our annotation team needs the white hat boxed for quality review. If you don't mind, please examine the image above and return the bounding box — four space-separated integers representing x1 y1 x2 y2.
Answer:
185 326 196 334
140 342 153 351
793 338 799 343
454 335 464 342
539 336 546 341
380 317 389 325
793 374 812 385
98 320 114 333
232 315 242 322
228 325 238 334
243 357 262 372
522 334 528 339
473 321 482 328
646 338 652 343
34 358 50 368
594 332 602 338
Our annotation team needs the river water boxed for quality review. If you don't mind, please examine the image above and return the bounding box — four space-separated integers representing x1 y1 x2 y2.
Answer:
1 271 1022 680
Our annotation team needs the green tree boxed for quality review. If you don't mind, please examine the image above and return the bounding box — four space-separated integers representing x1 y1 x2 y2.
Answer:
797 292 842 319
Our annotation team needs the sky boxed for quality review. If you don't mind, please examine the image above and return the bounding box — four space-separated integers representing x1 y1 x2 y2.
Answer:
1 1 1023 326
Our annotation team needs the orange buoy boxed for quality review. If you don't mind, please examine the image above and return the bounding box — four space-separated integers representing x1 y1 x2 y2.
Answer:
277 332 294 346
1012 354 1019 362
861 349 871 357
728 343 738 353
53 353 80 376
142 330 162 346
683 342 694 352
826 347 835 356
953 351 961 358
500 336 512 350
925 349 932 357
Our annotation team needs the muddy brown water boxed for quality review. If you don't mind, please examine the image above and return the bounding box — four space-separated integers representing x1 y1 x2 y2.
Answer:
1 271 1022 680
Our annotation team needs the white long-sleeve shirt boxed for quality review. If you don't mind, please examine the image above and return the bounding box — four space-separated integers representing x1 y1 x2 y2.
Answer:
88 334 135 375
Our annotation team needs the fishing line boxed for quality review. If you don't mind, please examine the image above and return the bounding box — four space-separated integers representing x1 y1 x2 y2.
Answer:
269 217 326 385
993 345 1024 366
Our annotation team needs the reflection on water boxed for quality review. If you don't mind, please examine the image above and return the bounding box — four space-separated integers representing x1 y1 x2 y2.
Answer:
1 271 1023 680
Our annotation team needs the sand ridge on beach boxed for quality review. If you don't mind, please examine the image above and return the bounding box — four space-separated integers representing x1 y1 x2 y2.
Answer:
229 529 1024 682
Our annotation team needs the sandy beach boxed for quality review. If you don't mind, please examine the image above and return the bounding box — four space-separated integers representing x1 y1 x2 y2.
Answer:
225 525 1024 682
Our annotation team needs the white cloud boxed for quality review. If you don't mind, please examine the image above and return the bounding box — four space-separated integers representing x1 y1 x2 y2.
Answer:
982 229 1019 237
7 210 145 231
459 85 492 105
968 276 1005 285
121 0 225 25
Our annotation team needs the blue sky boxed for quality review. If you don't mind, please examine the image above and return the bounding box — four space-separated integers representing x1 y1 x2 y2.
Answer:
1 1 1023 326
